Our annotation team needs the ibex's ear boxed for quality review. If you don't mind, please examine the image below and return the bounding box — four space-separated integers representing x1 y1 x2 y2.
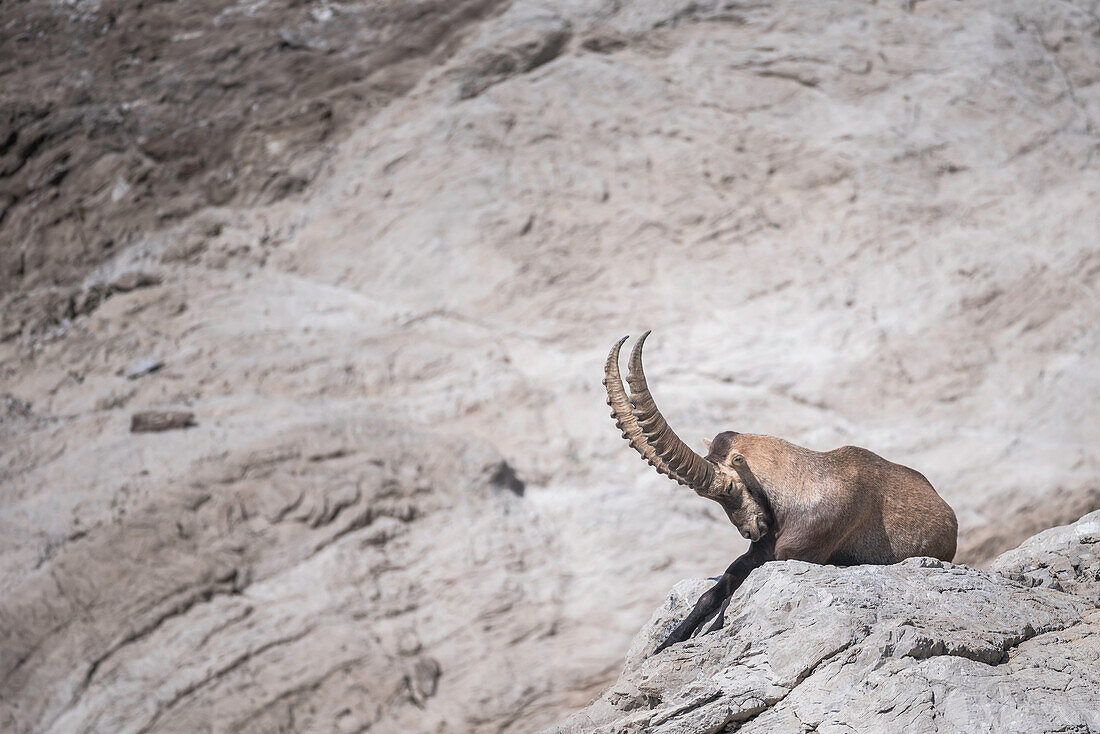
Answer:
730 453 745 466
702 438 712 452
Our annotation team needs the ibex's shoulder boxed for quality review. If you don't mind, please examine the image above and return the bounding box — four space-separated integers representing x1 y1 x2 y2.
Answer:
736 434 834 465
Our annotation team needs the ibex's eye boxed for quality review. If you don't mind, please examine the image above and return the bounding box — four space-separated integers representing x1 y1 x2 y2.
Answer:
730 454 745 466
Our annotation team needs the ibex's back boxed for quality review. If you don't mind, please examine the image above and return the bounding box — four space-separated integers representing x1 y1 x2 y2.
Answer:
827 444 956 564
713 433 956 566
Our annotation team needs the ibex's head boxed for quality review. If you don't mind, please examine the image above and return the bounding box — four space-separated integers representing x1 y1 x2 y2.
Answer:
700 432 771 542
604 332 772 542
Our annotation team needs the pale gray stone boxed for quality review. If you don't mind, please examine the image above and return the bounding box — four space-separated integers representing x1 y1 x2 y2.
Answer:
551 513 1100 733
123 358 164 380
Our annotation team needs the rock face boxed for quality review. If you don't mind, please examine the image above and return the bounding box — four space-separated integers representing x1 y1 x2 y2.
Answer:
2 0 1100 731
552 511 1100 733
0 0 505 299
0 423 552 733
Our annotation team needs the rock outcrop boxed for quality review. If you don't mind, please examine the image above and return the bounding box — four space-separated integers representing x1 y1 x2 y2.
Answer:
552 511 1100 733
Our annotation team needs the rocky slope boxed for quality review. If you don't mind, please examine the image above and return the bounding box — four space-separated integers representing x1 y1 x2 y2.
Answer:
0 0 505 299
552 510 1100 733
2 0 1099 732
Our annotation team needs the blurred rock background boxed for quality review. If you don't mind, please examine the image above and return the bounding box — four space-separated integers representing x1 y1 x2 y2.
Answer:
1 0 1098 731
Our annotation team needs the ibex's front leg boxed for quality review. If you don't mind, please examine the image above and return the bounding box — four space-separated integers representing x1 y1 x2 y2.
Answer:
653 539 774 655
702 594 734 636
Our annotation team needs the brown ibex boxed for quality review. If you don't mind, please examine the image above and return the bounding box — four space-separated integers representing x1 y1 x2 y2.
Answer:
604 332 958 654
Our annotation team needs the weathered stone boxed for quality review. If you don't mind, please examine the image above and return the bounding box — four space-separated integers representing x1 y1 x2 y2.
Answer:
992 510 1100 604
122 357 164 380
110 271 163 293
551 513 1100 734
448 8 572 99
130 410 195 433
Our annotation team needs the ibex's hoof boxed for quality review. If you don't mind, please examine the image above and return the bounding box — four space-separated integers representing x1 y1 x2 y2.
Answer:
652 633 682 656
703 615 727 636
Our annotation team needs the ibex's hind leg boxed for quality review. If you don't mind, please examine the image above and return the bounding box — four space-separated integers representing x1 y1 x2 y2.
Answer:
652 540 773 655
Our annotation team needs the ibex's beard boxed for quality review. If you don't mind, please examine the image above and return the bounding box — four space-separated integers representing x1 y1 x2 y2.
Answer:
603 332 716 492
717 498 767 542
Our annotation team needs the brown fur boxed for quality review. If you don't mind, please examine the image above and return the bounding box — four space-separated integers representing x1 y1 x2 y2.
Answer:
703 431 957 565
603 333 959 654
648 431 957 655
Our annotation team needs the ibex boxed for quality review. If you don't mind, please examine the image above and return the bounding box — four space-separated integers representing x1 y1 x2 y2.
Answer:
604 332 958 654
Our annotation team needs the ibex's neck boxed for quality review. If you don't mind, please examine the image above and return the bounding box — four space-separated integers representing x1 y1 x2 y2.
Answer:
758 481 789 535
738 435 815 536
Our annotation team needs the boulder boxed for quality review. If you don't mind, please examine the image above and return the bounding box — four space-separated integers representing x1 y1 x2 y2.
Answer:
551 511 1100 733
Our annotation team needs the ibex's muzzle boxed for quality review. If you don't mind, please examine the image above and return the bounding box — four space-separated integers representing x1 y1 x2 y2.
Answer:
744 520 766 543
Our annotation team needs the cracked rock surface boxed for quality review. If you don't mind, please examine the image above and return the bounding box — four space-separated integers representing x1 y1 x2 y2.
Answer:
551 511 1100 733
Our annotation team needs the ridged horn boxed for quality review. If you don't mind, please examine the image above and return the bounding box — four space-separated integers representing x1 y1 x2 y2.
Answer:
626 331 716 492
604 336 692 486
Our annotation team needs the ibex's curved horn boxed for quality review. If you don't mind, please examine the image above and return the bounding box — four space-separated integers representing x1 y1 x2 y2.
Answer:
604 336 692 486
626 331 716 492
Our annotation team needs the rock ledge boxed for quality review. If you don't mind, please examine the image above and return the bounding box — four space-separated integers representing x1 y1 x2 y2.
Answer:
551 511 1100 733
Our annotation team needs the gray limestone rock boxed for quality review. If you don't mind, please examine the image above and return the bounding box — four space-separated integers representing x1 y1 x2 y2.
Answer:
551 512 1100 733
